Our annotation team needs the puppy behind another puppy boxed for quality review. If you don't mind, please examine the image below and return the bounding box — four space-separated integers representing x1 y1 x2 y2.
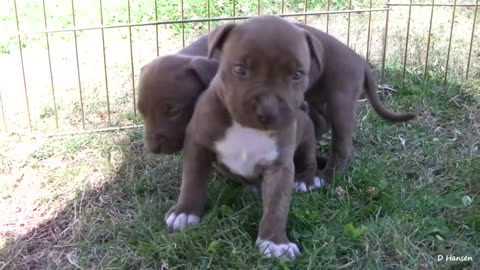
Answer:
137 36 218 154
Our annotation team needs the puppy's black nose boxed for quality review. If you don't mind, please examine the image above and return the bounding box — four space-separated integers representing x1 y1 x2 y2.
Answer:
256 108 277 126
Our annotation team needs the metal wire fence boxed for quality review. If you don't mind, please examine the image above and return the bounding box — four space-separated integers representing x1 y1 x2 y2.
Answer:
0 0 478 135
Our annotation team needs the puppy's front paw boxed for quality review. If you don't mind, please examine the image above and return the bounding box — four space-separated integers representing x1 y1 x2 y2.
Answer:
256 238 300 259
165 208 201 232
293 181 308 192
294 176 326 192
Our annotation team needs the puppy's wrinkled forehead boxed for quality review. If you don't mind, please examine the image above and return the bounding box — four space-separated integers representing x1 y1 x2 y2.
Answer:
222 19 310 68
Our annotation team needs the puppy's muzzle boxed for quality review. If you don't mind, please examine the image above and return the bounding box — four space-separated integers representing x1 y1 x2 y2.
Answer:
255 105 279 126
152 131 168 144
250 94 290 129
144 130 168 153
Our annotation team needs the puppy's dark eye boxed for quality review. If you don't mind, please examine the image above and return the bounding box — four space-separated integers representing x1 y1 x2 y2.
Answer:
164 104 181 117
233 65 247 77
292 70 304 80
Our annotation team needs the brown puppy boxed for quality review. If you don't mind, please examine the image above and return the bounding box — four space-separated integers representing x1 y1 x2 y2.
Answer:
208 22 415 185
138 23 414 187
137 37 330 178
137 36 218 154
294 24 415 185
164 16 324 259
137 49 328 189
137 36 330 160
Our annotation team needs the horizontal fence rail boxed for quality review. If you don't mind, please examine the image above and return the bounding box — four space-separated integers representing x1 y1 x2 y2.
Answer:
5 8 392 37
0 0 478 135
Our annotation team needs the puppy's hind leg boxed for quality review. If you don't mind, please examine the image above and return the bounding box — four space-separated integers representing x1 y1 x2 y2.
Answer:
319 87 358 185
308 104 329 171
293 113 325 193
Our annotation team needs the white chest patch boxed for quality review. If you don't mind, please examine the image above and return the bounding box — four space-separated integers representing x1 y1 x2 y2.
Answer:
215 122 278 178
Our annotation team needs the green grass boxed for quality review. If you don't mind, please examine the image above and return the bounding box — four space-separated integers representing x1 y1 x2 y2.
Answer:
0 70 479 269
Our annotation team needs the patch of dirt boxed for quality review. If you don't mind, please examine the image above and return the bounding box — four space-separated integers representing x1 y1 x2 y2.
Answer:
0 169 51 238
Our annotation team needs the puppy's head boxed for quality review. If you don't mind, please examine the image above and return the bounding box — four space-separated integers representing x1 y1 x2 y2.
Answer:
208 15 324 131
137 55 218 154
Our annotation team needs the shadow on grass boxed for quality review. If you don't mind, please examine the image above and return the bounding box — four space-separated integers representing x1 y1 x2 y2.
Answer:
0 128 268 269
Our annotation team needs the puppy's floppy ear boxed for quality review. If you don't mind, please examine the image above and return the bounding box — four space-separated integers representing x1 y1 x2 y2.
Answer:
304 31 324 73
139 61 150 75
187 57 219 87
137 62 150 92
208 23 236 59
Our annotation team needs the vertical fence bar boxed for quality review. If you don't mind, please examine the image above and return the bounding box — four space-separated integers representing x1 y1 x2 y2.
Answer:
347 0 352 47
70 0 85 129
423 0 435 80
304 0 308 24
71 2 85 128
155 0 159 56
401 0 413 90
13 0 32 130
444 0 457 85
181 0 185 47
466 0 479 79
232 0 236 23
99 0 111 125
207 0 211 31
258 0 261 14
326 0 330 33
0 90 6 131
42 0 59 129
281 0 285 14
381 7 390 84
366 0 372 61
127 0 136 116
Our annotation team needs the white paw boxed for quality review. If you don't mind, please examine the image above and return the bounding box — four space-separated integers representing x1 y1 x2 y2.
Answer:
256 238 300 259
243 185 259 193
294 177 326 192
165 212 200 231
294 181 308 192
311 176 326 189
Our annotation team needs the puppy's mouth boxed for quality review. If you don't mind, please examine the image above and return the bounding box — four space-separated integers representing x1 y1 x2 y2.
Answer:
257 117 292 130
234 111 292 131
252 107 294 131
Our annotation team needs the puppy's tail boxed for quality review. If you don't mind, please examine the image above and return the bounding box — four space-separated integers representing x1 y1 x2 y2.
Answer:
363 64 415 122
